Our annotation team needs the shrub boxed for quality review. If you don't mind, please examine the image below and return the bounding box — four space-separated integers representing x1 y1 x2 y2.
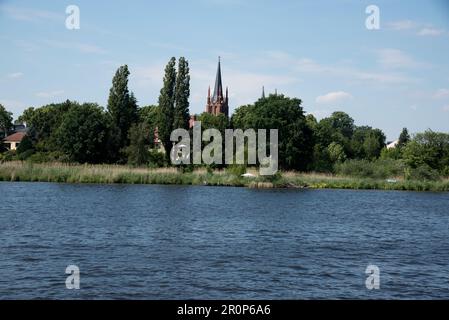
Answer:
227 164 246 176
148 149 166 168
27 151 69 163
0 150 17 162
405 164 440 181
18 149 35 161
335 159 405 179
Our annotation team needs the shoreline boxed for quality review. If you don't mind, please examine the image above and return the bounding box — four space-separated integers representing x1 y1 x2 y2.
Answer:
0 162 448 192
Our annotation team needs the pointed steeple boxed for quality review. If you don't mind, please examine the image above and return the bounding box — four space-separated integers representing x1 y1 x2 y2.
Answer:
262 86 266 99
212 56 223 102
205 57 229 118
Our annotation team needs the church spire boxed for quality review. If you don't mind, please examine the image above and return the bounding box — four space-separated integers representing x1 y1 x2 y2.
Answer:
207 86 211 104
205 57 229 118
212 56 223 102
262 86 266 99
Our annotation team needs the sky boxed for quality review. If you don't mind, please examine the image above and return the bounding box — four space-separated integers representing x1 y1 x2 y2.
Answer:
1 0 449 140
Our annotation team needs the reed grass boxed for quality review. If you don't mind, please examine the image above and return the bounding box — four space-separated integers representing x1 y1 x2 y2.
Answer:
0 161 448 191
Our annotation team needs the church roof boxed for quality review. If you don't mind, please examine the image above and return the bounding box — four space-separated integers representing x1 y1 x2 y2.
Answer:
212 57 223 102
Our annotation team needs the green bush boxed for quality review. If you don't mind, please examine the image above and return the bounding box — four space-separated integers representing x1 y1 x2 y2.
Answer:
227 164 247 176
405 164 440 181
148 149 166 168
335 159 405 179
16 135 34 155
380 147 402 160
0 150 17 162
27 151 69 163
18 149 35 160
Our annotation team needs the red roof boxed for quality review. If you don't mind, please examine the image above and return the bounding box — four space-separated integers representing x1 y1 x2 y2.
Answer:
3 132 26 142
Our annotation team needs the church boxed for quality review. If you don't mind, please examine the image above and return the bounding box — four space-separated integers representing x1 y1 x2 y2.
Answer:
205 57 229 118
187 57 230 128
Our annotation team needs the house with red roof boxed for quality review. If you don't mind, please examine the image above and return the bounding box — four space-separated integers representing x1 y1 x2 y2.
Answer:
3 131 26 151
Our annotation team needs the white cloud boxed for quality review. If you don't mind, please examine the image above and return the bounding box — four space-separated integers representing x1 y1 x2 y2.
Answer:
442 105 449 112
7 72 24 79
262 51 417 84
43 40 107 54
377 49 421 69
36 90 65 98
316 91 353 104
386 20 446 37
0 5 63 23
354 71 414 84
417 28 445 36
0 99 27 117
387 20 416 30
433 89 449 99
14 39 40 52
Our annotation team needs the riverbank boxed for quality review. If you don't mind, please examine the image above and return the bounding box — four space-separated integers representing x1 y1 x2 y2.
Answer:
0 161 448 191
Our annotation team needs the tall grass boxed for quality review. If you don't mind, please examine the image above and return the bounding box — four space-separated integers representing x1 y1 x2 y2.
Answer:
0 161 448 191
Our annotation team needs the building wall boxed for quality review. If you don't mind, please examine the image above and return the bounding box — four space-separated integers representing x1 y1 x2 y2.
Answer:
4 141 19 150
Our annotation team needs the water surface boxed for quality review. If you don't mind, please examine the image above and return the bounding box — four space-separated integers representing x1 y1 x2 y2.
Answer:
0 182 448 299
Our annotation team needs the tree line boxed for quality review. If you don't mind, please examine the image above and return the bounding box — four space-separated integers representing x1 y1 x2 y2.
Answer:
1 57 448 180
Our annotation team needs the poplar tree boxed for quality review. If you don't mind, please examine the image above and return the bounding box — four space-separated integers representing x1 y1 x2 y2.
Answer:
107 65 138 149
174 57 190 130
398 127 410 148
157 57 177 159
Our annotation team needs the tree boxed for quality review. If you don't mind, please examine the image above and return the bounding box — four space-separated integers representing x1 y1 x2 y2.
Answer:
55 103 111 163
157 57 177 160
17 107 35 124
126 122 152 166
197 112 228 133
26 100 73 151
350 126 386 159
402 130 449 173
173 57 190 130
231 104 255 129
305 114 318 132
107 65 138 150
325 111 354 140
16 134 34 156
0 104 13 139
236 94 313 171
139 105 159 144
328 142 346 163
316 112 354 154
139 105 159 126
398 127 410 148
363 133 381 160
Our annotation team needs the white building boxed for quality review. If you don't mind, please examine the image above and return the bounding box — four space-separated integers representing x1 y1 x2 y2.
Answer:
386 139 399 149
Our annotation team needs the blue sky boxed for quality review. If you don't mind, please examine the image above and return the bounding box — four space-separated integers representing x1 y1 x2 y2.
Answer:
1 0 449 140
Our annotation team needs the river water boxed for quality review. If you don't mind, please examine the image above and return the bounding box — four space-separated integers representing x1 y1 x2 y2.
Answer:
0 182 448 299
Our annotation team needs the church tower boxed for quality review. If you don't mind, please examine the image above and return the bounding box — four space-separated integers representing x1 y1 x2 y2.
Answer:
206 57 229 117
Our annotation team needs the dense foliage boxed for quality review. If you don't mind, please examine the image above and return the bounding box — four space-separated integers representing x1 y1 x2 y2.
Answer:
231 94 313 171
